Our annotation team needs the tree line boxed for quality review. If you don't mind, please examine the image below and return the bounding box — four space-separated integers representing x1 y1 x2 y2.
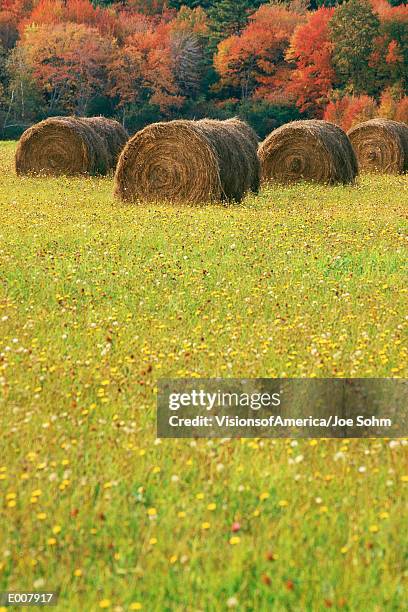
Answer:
0 0 407 139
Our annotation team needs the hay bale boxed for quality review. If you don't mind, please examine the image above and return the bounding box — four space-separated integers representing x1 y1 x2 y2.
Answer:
348 118 408 174
114 117 260 204
15 116 110 176
259 119 358 185
80 117 128 168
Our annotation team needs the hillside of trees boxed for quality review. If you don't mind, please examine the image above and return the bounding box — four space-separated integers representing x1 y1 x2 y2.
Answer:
0 0 407 138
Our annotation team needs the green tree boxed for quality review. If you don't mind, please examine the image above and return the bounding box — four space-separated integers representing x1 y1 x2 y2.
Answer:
330 0 380 94
208 0 268 44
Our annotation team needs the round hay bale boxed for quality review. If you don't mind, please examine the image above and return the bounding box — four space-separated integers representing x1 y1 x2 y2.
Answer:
80 117 128 168
259 119 358 185
347 118 408 174
114 118 260 204
15 116 110 177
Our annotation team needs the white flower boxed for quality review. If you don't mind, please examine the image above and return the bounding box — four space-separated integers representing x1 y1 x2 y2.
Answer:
227 597 238 608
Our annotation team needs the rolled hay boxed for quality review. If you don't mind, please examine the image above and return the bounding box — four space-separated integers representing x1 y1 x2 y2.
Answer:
15 116 110 177
114 118 260 204
347 118 408 174
258 119 358 185
80 117 128 168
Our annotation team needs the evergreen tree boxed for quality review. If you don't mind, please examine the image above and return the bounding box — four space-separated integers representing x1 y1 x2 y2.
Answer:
330 0 380 94
207 0 267 44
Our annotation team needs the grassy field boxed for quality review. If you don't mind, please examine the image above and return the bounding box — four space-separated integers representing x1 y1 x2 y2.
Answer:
0 139 407 611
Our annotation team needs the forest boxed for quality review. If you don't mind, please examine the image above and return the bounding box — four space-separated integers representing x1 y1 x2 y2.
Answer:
0 0 407 138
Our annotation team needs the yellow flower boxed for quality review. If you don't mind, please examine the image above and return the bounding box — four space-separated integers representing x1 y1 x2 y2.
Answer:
52 525 61 535
99 600 111 609
74 569 82 577
201 522 210 530
130 604 142 611
169 555 178 564
196 493 204 500
369 524 379 533
32 489 42 497
37 512 47 520
379 512 389 520
259 492 269 501
207 503 216 511
6 492 16 500
278 500 289 507
177 511 186 518
149 537 157 545
152 466 161 474
7 500 16 508
340 546 348 554
401 475 408 482
47 538 57 546
229 536 240 545
147 507 157 517
319 506 328 514
253 509 260 517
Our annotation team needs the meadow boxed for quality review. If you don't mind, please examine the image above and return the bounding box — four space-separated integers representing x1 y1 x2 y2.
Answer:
0 139 407 611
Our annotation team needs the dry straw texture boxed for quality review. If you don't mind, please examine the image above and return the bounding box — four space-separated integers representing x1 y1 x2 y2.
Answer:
259 119 358 185
81 117 128 168
15 116 127 176
348 118 408 174
114 118 260 204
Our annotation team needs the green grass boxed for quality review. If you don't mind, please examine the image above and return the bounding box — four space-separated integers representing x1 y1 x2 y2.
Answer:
0 140 407 611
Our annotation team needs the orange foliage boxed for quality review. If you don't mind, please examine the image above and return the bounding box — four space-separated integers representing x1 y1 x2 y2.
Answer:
20 21 116 114
214 5 304 99
395 97 408 123
108 21 184 112
286 8 335 116
324 95 378 131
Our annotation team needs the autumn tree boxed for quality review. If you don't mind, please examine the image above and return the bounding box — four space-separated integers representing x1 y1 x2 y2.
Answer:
108 19 184 122
286 7 335 116
329 0 380 94
19 22 116 115
371 1 408 92
214 4 304 100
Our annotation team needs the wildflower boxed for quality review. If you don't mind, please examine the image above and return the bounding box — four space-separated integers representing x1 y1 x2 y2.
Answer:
74 569 82 577
207 503 216 511
147 507 157 517
278 500 289 507
201 522 210 530
37 513 47 520
47 538 57 546
52 525 61 535
229 536 240 545
99 600 111 609
369 525 379 533
259 492 269 501
130 604 142 611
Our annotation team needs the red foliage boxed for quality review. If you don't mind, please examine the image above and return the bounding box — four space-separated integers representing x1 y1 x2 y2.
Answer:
20 21 116 114
286 8 335 116
108 20 184 112
324 95 378 131
395 97 408 123
214 5 304 100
